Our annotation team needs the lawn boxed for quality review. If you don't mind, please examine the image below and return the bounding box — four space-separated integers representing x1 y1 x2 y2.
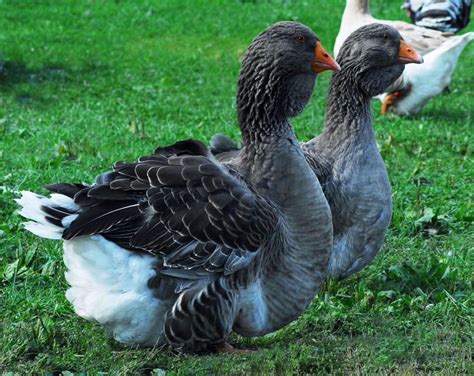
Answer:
0 0 472 374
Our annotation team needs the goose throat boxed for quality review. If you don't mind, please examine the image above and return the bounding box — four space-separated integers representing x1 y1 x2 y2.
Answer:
322 71 373 141
236 63 316 145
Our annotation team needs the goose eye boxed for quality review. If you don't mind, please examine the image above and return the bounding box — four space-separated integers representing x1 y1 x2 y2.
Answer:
383 34 388 39
296 35 305 43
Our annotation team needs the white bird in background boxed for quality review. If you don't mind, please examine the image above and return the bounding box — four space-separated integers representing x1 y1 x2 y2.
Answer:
334 0 473 115
334 0 453 57
380 31 474 114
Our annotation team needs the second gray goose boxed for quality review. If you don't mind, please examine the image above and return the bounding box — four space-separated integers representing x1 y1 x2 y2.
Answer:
212 24 423 280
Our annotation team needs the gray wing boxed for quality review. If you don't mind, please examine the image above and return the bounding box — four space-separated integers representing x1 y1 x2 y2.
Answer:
110 142 279 275
113 154 278 250
48 140 278 278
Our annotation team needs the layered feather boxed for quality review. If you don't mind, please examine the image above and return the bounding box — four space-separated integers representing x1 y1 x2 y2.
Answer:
15 21 335 352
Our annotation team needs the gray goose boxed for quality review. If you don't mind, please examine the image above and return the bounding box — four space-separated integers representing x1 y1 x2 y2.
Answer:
212 24 423 280
303 24 423 279
16 21 339 353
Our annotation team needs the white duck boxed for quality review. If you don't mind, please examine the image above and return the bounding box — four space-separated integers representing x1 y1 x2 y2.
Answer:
334 0 473 115
380 31 474 114
334 0 452 57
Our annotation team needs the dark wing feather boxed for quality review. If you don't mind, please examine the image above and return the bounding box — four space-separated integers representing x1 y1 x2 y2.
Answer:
45 141 210 246
44 183 88 198
62 200 141 239
45 139 276 277
113 153 278 254
154 139 210 157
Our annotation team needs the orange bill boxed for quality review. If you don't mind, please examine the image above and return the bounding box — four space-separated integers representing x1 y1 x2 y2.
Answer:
312 41 341 73
398 40 423 64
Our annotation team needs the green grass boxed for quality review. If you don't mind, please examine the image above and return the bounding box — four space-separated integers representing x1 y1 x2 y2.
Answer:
0 0 472 374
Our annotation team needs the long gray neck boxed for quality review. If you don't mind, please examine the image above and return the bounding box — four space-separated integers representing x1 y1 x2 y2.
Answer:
237 74 331 250
319 71 375 149
237 65 291 147
233 58 332 323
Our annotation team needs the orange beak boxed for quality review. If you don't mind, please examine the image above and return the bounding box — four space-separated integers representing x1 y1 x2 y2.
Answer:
398 40 423 64
312 41 341 73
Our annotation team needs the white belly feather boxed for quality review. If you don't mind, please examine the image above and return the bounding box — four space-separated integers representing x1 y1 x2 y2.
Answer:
63 235 168 347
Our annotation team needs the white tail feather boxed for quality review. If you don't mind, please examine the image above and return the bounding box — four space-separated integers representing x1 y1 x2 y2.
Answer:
23 221 63 239
16 191 61 225
50 193 80 211
16 191 79 238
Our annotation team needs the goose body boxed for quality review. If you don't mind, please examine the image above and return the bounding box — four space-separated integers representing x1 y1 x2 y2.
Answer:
213 134 390 281
303 92 392 280
380 31 474 114
16 22 338 352
213 24 423 280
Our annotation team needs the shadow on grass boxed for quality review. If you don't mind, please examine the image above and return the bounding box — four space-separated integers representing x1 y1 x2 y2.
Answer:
0 61 69 87
0 59 108 106
389 107 471 123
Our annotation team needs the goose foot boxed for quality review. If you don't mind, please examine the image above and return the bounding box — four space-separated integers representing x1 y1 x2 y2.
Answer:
212 341 253 354
381 84 412 114
381 91 400 114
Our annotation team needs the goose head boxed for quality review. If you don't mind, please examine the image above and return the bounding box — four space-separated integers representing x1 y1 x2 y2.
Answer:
336 23 423 97
237 21 339 129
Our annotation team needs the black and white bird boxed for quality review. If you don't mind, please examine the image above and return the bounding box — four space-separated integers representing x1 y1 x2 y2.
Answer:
16 21 339 353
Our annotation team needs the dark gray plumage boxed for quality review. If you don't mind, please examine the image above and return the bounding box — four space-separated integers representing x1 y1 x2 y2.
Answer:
306 24 416 279
16 21 337 353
